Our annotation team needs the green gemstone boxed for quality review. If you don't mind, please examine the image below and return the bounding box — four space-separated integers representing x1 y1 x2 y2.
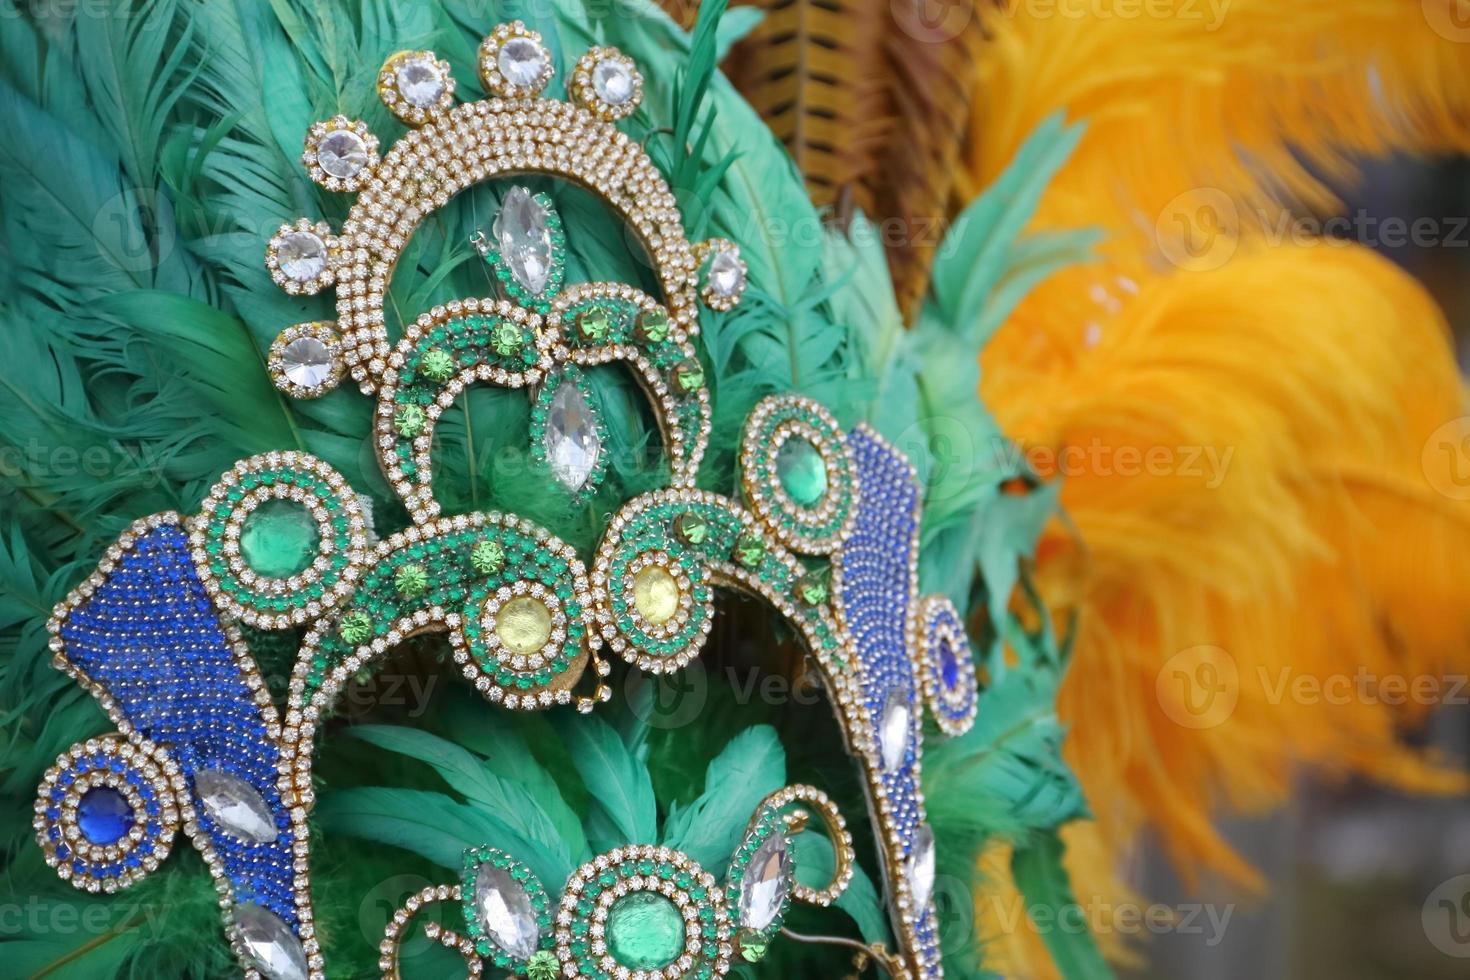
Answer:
738 930 769 963
734 532 766 569
471 540 507 575
775 436 828 507
525 951 558 980
338 611 373 645
395 563 429 597
395 404 427 438
673 359 704 394
491 322 525 356
420 348 456 382
796 568 830 606
577 307 611 343
636 309 670 344
674 512 710 547
239 499 319 579
607 892 684 970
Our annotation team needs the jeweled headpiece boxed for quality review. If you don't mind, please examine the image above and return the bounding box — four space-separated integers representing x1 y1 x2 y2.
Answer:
37 20 979 980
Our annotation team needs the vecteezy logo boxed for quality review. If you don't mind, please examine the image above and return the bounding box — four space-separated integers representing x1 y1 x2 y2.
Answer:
1156 645 1239 730
1155 188 1240 272
1423 874 1470 958
891 0 974 43
1423 418 1470 501
1424 0 1470 43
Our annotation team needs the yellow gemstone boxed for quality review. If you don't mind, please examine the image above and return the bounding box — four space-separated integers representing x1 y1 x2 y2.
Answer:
632 566 681 625
495 596 553 655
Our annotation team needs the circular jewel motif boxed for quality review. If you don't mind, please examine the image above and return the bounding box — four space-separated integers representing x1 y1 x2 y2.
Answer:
740 395 857 555
605 545 712 674
190 452 371 629
571 46 643 121
301 115 379 191
479 22 554 98
269 322 344 399
34 735 181 893
919 594 979 736
378 50 455 124
555 844 733 980
266 220 335 296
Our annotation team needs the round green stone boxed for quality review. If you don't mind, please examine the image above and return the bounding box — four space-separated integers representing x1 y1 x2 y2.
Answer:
239 499 319 578
674 512 711 547
420 348 456 382
796 569 830 606
673 359 704 394
775 437 827 507
471 540 507 575
738 929 769 963
636 309 670 344
491 322 524 356
733 532 766 569
607 892 685 970
395 404 426 438
525 951 558 980
395 563 429 597
577 308 611 342
338 611 373 645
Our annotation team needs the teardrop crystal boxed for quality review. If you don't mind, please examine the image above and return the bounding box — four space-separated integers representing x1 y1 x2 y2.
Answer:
878 686 912 772
234 903 309 980
906 824 936 911
738 832 791 932
195 768 279 843
543 378 601 492
493 186 554 295
474 861 541 960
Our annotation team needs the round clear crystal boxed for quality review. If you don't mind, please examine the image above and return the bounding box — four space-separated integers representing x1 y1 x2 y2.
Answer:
234 903 309 980
396 56 445 107
498 37 548 88
707 248 745 296
738 833 791 931
475 861 541 960
592 59 634 104
195 767 279 843
277 232 326 282
878 686 911 772
281 336 333 389
906 824 936 911
317 129 368 179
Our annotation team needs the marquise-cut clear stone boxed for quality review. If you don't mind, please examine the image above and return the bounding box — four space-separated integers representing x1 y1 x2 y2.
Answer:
281 336 333 388
738 833 791 931
278 232 326 282
544 379 601 492
906 824 936 911
498 37 548 87
195 768 279 843
396 56 445 106
708 248 745 296
592 59 634 104
234 903 309 980
474 861 541 959
879 686 911 772
493 186 554 295
317 130 368 179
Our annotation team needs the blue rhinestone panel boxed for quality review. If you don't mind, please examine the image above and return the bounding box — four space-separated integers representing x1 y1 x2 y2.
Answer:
56 521 296 924
842 427 941 976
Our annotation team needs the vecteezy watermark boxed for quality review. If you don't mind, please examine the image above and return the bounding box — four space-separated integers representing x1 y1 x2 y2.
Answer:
0 896 170 939
982 894 1235 947
626 662 830 730
995 437 1235 489
1156 645 1240 729
993 0 1231 30
1424 0 1470 43
1423 417 1470 501
891 0 976 43
1423 875 1470 958
0 438 168 488
1156 188 1470 271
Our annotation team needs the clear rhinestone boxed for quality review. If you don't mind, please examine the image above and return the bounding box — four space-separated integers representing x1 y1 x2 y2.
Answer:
396 56 445 107
738 833 791 932
195 768 279 843
878 687 911 772
474 861 541 959
493 187 554 295
234 903 309 980
281 336 334 388
317 130 368 179
543 378 601 492
592 59 634 105
708 247 745 297
498 37 548 88
277 232 326 282
906 824 936 911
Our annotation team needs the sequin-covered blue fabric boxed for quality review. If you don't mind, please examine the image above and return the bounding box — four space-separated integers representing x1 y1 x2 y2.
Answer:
58 521 296 924
842 427 941 976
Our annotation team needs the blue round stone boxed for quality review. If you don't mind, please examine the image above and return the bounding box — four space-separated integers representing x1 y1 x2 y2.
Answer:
77 786 134 845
